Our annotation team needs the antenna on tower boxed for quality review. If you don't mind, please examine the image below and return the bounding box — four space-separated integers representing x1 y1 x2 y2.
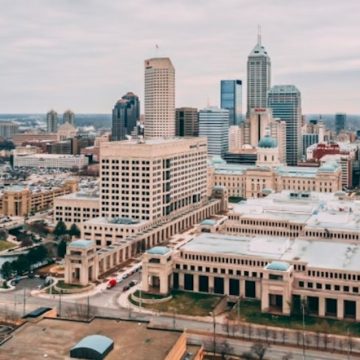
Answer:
257 25 262 45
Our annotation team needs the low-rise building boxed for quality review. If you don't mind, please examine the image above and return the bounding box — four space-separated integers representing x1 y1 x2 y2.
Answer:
54 191 100 227
0 179 78 216
14 153 89 169
142 232 360 321
211 158 342 198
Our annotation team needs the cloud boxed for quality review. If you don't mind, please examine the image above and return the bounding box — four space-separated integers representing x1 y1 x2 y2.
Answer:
0 0 359 113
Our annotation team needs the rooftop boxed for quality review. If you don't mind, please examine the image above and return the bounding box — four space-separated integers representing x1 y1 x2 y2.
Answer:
147 246 170 255
1 317 189 360
181 233 360 271
69 239 94 249
230 191 360 232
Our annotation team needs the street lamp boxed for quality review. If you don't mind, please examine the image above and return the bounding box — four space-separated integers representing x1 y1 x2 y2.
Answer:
301 299 306 360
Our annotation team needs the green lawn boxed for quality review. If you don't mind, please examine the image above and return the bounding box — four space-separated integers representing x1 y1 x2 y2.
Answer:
0 240 16 252
229 300 360 337
132 290 170 300
228 196 246 203
56 280 86 289
130 290 222 316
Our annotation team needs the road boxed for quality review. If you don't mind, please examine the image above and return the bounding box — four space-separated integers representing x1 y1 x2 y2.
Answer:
0 275 358 359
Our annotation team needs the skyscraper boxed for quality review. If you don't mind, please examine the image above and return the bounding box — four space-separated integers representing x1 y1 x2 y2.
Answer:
199 107 229 157
63 110 75 126
220 80 242 126
144 57 175 138
335 113 346 134
268 85 302 166
247 33 271 114
175 107 198 137
111 92 140 141
46 110 58 133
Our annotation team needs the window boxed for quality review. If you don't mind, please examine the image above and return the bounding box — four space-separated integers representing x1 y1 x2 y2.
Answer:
299 281 304 288
316 283 322 289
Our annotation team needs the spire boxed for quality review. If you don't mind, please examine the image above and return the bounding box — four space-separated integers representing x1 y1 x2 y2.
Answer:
257 25 262 45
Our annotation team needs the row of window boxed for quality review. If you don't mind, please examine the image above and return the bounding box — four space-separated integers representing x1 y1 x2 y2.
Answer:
298 281 359 294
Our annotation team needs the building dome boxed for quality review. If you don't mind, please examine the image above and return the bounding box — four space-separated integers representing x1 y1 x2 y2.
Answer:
258 134 277 148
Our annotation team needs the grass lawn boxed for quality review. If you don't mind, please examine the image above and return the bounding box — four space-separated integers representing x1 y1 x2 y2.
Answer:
230 300 360 337
228 196 246 203
0 240 16 252
132 290 170 300
131 290 222 316
56 280 86 289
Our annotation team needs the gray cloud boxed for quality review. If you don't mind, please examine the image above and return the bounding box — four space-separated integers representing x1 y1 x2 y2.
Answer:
0 0 359 113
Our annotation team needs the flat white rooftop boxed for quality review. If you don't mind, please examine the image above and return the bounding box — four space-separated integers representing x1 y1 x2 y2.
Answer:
181 233 360 272
230 191 360 232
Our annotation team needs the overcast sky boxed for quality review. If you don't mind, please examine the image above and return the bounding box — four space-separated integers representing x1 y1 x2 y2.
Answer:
0 0 359 114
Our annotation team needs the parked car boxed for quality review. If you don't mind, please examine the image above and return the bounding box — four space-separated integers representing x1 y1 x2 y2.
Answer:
129 280 138 287
123 285 130 292
106 278 117 289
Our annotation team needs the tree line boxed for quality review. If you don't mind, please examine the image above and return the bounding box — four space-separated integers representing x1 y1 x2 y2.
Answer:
0 245 48 280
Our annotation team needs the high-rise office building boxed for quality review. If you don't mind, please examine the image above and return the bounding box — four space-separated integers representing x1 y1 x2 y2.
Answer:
247 33 271 114
335 113 346 134
199 107 229 158
99 137 208 221
268 85 302 166
220 80 242 126
111 92 140 141
175 107 198 137
63 110 75 126
46 110 58 133
144 57 175 138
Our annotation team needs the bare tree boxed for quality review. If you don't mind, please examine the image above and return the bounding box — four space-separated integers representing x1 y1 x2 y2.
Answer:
271 329 277 344
322 332 330 350
315 331 320 349
281 329 287 344
250 341 269 360
295 330 302 346
222 316 231 336
282 353 293 360
217 340 234 360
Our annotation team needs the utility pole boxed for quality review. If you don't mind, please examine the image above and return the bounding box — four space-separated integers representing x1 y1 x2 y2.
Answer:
302 300 306 360
87 296 90 321
211 312 216 359
23 289 26 317
58 290 62 317
172 310 176 329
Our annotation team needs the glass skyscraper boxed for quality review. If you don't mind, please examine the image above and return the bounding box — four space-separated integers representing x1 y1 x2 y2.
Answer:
335 113 346 134
268 85 302 166
220 80 242 126
111 92 140 141
199 107 229 158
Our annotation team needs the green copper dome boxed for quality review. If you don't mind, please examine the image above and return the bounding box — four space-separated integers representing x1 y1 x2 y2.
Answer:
258 135 278 148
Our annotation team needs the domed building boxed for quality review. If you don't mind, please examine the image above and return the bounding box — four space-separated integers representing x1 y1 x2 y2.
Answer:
256 130 282 167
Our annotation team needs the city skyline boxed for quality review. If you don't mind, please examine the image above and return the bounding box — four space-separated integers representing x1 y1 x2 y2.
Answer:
0 1 359 114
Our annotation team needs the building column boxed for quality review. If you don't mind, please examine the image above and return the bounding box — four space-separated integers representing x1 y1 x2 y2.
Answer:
240 279 245 297
208 276 214 293
255 280 261 300
356 300 360 322
337 298 344 320
319 297 325 317
224 276 229 295
179 273 184 289
193 274 199 292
